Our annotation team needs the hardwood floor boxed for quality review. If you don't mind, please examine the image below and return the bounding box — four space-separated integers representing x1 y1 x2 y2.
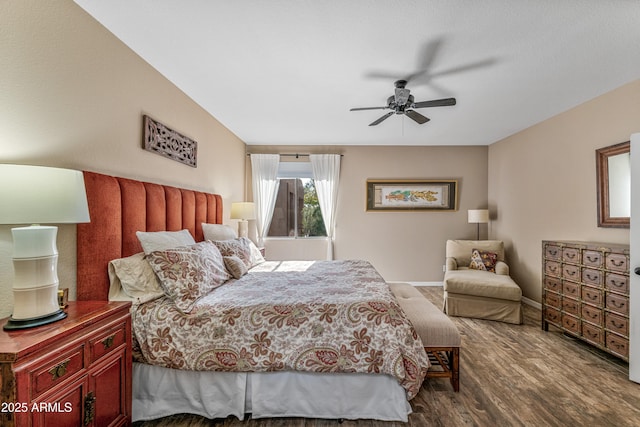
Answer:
132 286 640 427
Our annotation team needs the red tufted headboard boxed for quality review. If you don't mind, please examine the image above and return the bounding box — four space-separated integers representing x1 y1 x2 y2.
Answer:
76 171 223 301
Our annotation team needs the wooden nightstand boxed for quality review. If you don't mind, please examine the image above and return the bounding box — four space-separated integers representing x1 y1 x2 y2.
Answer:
0 301 132 427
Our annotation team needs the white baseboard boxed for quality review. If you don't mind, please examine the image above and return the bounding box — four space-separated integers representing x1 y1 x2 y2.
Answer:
387 281 443 287
522 295 541 310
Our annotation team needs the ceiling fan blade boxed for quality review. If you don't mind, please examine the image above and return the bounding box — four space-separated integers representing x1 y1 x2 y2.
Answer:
369 112 394 126
405 110 430 124
413 98 456 108
350 106 387 111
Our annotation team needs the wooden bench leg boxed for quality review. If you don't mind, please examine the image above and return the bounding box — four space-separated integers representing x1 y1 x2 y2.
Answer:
450 347 459 392
424 346 460 392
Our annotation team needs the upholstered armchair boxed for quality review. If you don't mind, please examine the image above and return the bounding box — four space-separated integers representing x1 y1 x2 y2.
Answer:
443 240 523 324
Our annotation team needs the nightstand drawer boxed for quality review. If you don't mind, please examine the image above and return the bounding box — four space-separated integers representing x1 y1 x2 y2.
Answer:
32 344 85 398
90 323 127 364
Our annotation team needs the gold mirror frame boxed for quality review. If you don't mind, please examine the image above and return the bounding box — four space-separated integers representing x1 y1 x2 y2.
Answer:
596 141 630 228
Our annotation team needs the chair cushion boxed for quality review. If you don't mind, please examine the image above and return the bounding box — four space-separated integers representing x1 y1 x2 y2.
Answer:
444 270 522 301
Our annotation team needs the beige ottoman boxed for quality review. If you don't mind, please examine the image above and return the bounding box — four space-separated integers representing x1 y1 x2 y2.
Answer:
389 282 461 392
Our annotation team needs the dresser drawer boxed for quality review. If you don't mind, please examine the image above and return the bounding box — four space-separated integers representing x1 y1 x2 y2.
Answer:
562 246 581 264
606 293 629 315
544 307 561 326
606 332 629 359
581 304 603 326
562 298 579 316
562 314 580 334
562 264 580 282
605 312 629 336
582 250 604 268
545 261 561 277
543 276 562 293
581 268 602 287
582 323 604 346
89 322 127 364
544 244 562 260
605 253 628 272
562 281 580 299
544 291 561 309
581 286 603 306
32 344 85 398
604 273 629 294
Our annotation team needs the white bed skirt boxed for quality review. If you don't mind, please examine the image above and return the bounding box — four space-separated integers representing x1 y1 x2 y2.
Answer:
133 362 412 422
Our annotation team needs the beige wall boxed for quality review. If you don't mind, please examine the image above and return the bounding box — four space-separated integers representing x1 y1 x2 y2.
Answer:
248 145 489 282
0 1 246 317
488 80 640 303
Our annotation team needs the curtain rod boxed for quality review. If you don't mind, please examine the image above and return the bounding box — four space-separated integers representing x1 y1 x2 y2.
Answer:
246 153 344 158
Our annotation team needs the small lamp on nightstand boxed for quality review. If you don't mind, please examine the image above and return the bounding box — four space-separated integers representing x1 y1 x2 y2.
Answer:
468 209 489 240
0 165 90 330
230 202 255 239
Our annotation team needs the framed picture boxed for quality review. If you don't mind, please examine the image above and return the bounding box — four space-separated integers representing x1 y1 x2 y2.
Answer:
366 179 458 211
143 115 198 167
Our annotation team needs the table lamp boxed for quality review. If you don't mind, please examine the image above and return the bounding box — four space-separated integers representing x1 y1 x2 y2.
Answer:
0 165 90 330
468 209 489 240
230 202 255 238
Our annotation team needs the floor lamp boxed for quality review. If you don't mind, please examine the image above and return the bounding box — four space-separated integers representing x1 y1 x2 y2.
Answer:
0 165 90 330
468 209 489 240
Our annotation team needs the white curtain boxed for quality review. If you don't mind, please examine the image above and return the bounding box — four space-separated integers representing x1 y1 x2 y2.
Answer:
310 154 341 260
250 154 280 246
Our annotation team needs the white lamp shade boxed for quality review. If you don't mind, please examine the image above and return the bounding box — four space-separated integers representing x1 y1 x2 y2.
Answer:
0 164 90 225
468 209 490 224
230 202 256 220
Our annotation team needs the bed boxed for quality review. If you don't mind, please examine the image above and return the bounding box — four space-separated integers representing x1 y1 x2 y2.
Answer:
76 171 429 422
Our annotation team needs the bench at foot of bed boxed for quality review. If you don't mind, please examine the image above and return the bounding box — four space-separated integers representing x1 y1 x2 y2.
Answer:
389 282 461 392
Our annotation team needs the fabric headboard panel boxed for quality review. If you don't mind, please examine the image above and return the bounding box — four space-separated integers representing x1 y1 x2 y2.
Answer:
76 171 223 301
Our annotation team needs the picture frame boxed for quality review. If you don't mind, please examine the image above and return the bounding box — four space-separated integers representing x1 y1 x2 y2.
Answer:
143 115 198 167
366 179 458 211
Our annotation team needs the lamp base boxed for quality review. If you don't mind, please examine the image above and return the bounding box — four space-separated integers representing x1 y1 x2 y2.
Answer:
3 309 67 331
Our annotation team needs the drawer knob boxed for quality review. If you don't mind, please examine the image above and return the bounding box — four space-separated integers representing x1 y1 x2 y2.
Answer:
49 359 70 381
102 334 115 349
635 267 640 276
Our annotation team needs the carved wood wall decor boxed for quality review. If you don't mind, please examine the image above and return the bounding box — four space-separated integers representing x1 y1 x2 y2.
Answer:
143 115 197 167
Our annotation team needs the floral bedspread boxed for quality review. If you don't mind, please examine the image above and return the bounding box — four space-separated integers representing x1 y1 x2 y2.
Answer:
131 259 428 399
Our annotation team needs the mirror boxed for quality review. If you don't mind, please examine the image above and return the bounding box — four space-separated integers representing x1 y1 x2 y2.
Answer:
596 141 630 228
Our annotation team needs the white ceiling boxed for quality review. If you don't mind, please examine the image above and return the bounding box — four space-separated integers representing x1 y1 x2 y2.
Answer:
74 0 640 147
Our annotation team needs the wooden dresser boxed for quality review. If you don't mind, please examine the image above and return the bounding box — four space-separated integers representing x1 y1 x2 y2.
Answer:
542 240 630 361
0 301 132 427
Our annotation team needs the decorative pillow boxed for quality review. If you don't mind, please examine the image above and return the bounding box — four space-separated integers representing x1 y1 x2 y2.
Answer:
223 255 249 279
147 241 230 313
469 249 498 272
108 252 164 304
136 229 196 254
248 240 266 267
202 223 237 241
211 237 253 268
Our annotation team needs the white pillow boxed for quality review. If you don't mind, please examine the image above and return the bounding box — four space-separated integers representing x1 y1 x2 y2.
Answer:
108 252 165 304
202 223 237 241
136 229 196 254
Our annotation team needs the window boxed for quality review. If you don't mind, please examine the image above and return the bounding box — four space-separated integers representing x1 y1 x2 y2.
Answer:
267 162 326 238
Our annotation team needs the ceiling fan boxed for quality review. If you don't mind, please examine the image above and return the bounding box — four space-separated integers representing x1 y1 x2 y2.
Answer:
350 80 456 126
